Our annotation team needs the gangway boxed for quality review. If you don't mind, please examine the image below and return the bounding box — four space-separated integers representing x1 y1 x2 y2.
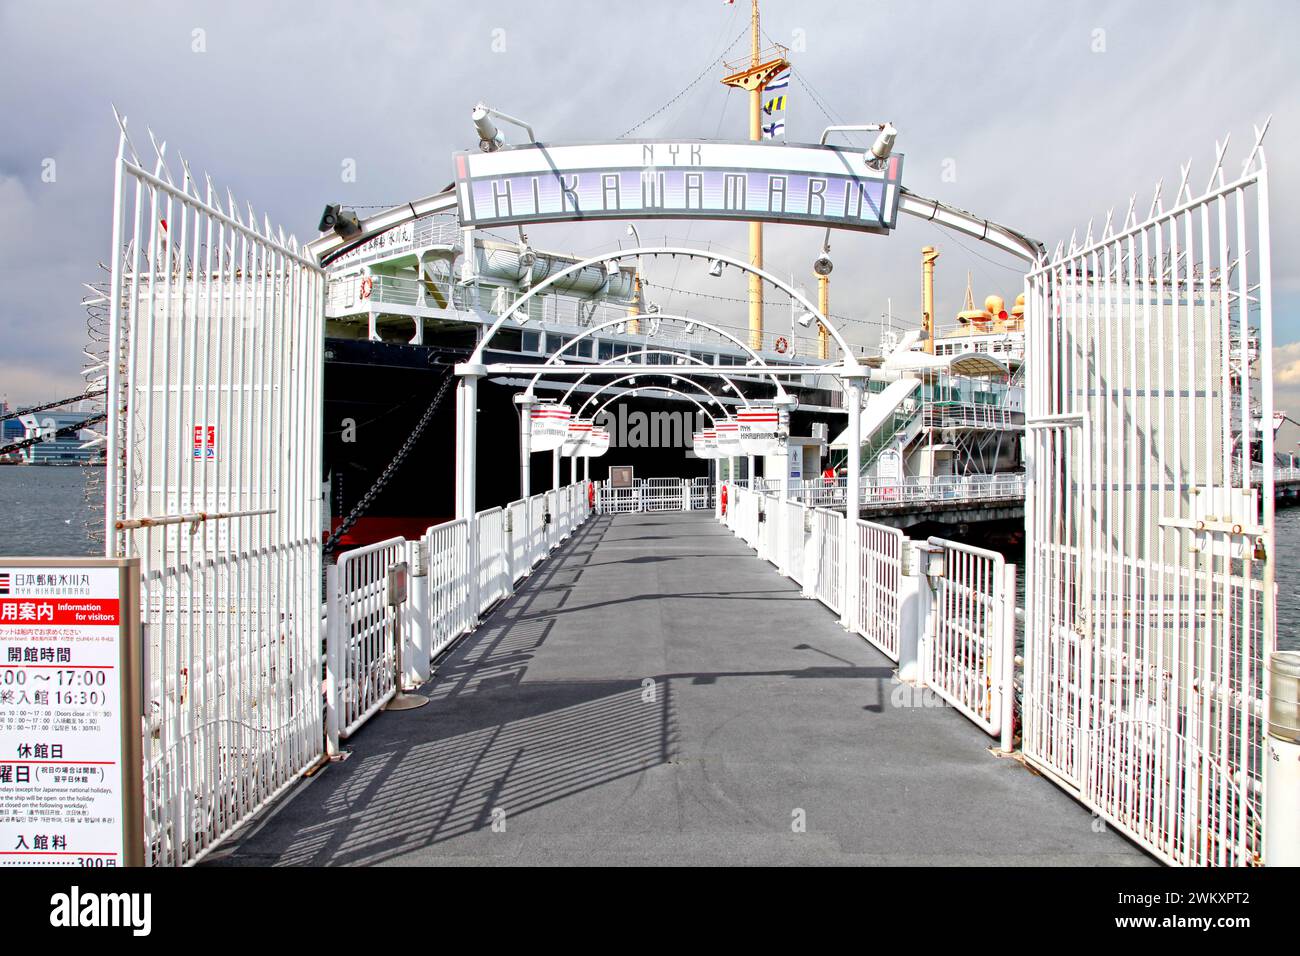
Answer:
829 378 922 475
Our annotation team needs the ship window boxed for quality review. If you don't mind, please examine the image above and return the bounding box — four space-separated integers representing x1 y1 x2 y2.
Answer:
598 339 615 361
520 330 540 353
573 338 594 359
493 328 523 353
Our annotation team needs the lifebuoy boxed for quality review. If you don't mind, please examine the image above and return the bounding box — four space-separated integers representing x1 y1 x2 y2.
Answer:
774 336 789 354
587 481 595 511
359 276 374 299
720 483 729 516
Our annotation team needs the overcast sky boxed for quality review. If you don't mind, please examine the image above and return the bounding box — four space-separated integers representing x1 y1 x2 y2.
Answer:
1 0 1297 425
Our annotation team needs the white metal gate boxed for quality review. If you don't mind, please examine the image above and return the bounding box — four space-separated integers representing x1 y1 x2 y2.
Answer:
104 120 325 865
926 538 1015 737
1023 128 1275 866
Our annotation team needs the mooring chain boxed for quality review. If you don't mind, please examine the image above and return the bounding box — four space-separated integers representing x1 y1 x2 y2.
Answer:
324 368 456 557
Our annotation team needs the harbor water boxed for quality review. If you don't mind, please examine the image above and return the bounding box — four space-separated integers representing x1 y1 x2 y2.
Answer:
0 465 1295 652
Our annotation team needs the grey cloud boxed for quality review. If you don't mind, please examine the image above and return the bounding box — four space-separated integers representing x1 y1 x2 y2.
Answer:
0 0 1296 405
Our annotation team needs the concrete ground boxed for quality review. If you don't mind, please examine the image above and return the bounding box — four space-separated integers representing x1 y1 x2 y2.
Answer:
207 512 1153 867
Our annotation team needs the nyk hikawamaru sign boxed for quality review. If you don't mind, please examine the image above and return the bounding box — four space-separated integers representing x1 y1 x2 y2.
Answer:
455 140 904 234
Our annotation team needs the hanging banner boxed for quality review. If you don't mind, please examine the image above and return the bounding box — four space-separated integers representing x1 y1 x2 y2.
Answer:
736 406 789 455
530 404 571 452
0 558 144 868
691 428 718 459
455 140 904 235
714 417 741 456
561 419 594 457
582 427 611 458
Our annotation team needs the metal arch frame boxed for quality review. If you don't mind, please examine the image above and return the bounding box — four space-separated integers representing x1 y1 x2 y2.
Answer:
592 389 713 424
575 374 724 423
303 185 1045 269
461 246 861 374
518 315 792 398
555 349 754 409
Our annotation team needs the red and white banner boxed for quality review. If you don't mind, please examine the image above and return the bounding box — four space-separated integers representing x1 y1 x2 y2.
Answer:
561 419 594 457
530 404 571 452
583 427 611 458
691 428 718 459
736 405 788 455
714 418 742 456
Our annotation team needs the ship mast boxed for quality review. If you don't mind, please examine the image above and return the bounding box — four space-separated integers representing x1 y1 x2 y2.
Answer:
721 0 788 351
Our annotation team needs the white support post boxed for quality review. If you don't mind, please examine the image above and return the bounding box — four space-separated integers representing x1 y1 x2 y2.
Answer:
841 375 863 632
997 563 1017 753
456 366 483 616
408 538 431 687
454 382 466 518
802 506 818 599
325 564 341 756
1263 652 1300 866
897 542 933 685
682 478 692 511
551 450 561 548
516 393 533 498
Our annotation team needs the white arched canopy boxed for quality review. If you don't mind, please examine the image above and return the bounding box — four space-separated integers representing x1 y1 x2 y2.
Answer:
466 246 862 373
573 372 727 422
517 312 798 400
556 348 754 408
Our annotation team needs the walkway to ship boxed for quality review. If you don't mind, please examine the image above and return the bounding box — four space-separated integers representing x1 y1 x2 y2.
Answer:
209 513 1150 866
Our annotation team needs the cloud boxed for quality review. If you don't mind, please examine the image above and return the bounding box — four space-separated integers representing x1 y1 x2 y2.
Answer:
0 0 1296 406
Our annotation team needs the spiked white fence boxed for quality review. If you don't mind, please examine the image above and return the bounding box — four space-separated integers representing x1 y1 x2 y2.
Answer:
1022 127 1276 866
105 118 326 866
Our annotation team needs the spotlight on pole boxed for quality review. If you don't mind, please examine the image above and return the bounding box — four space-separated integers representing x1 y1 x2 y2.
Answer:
472 104 504 152
707 259 724 278
868 123 897 169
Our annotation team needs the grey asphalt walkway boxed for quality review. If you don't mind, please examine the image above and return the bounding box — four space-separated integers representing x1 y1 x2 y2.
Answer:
207 512 1152 866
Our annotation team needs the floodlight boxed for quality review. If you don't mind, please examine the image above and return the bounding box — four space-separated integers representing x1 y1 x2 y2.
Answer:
472 105 504 152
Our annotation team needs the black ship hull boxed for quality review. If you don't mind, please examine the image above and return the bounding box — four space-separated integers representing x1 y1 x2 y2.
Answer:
323 337 842 548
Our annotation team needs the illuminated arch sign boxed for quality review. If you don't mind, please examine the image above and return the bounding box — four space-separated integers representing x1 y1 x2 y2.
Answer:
454 140 903 234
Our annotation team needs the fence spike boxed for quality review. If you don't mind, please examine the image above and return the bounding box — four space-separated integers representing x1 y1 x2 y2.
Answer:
1206 134 1231 192
1147 177 1164 219
1176 160 1193 204
1243 115 1271 174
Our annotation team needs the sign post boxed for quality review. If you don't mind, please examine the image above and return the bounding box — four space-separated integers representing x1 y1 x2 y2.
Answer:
0 557 143 867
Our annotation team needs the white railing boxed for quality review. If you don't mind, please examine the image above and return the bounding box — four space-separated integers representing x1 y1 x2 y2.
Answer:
807 506 843 614
690 476 713 511
425 519 472 657
720 483 1015 738
330 537 405 741
326 481 592 750
786 473 1026 509
476 507 510 612
642 477 685 512
596 477 713 513
924 538 1016 743
856 520 905 660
